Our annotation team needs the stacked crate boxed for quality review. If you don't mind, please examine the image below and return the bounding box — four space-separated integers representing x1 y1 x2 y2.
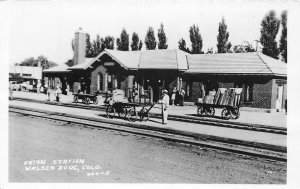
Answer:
212 88 242 106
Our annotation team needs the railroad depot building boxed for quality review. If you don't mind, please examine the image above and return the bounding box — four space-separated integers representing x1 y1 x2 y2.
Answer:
44 30 287 112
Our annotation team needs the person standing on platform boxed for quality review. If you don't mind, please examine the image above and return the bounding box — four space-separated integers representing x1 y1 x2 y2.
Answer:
55 82 62 102
45 82 50 101
179 88 185 106
132 87 139 102
161 89 170 125
37 80 41 94
171 87 177 105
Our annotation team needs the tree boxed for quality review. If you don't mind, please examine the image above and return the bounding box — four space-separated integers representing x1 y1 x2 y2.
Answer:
233 41 256 53
92 34 105 56
117 28 130 51
16 56 57 70
260 11 280 59
131 32 143 51
18 57 35 67
102 36 115 50
279 11 287 63
72 33 98 57
85 34 94 57
178 38 190 53
189 24 203 54
217 18 232 53
157 23 168 49
10 73 23 83
138 40 143 50
145 27 157 50
37 55 51 70
47 61 58 69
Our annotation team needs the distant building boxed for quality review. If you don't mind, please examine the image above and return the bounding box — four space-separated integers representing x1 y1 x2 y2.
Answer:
9 65 42 81
44 29 287 112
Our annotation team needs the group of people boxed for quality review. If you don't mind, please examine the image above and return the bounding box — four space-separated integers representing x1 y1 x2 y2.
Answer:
8 81 62 102
36 81 61 102
10 80 176 125
170 87 185 106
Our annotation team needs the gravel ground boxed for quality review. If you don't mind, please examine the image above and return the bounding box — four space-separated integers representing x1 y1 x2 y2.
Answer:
9 112 286 183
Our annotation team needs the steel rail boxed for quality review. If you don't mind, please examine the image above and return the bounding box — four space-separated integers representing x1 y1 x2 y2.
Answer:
9 105 286 162
14 97 287 135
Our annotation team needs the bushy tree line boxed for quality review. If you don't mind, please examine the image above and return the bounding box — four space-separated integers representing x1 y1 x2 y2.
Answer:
73 23 168 57
17 10 288 70
15 55 57 70
74 11 287 63
178 11 287 62
178 19 230 54
259 10 287 62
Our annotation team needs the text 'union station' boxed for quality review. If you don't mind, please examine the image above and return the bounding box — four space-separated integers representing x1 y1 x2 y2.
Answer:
43 29 287 112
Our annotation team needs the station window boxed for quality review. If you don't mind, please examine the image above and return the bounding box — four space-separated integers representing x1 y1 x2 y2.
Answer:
97 73 103 91
106 73 112 91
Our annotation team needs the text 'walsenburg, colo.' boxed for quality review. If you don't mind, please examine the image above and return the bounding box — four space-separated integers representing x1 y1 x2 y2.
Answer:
23 159 110 176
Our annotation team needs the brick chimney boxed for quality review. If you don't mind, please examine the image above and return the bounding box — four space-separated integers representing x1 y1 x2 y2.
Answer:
73 27 87 66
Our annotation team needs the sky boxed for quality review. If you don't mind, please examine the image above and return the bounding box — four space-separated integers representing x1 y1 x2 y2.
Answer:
5 0 293 65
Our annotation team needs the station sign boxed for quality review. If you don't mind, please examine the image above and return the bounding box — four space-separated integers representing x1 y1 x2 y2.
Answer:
104 62 115 66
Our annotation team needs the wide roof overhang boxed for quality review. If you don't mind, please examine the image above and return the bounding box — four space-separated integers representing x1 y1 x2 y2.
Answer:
44 50 287 78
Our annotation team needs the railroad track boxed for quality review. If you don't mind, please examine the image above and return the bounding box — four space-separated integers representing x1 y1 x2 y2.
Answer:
14 97 287 135
9 105 287 162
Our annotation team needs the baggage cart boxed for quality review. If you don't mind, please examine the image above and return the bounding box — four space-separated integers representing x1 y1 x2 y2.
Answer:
195 89 242 120
105 102 155 122
195 102 240 120
73 93 98 105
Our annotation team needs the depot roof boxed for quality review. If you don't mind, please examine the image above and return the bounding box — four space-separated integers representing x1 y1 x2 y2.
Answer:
43 63 71 73
186 52 286 76
138 49 188 70
67 58 95 70
65 49 189 71
44 49 286 77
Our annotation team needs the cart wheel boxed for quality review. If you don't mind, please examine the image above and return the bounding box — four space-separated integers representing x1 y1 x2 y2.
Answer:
85 98 90 105
106 105 115 118
127 108 136 122
197 106 205 116
205 107 215 116
118 107 127 118
93 97 98 105
73 96 78 103
221 109 231 120
231 108 240 119
139 108 149 121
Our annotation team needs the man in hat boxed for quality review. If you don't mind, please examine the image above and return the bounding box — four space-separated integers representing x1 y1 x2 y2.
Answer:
161 89 170 124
